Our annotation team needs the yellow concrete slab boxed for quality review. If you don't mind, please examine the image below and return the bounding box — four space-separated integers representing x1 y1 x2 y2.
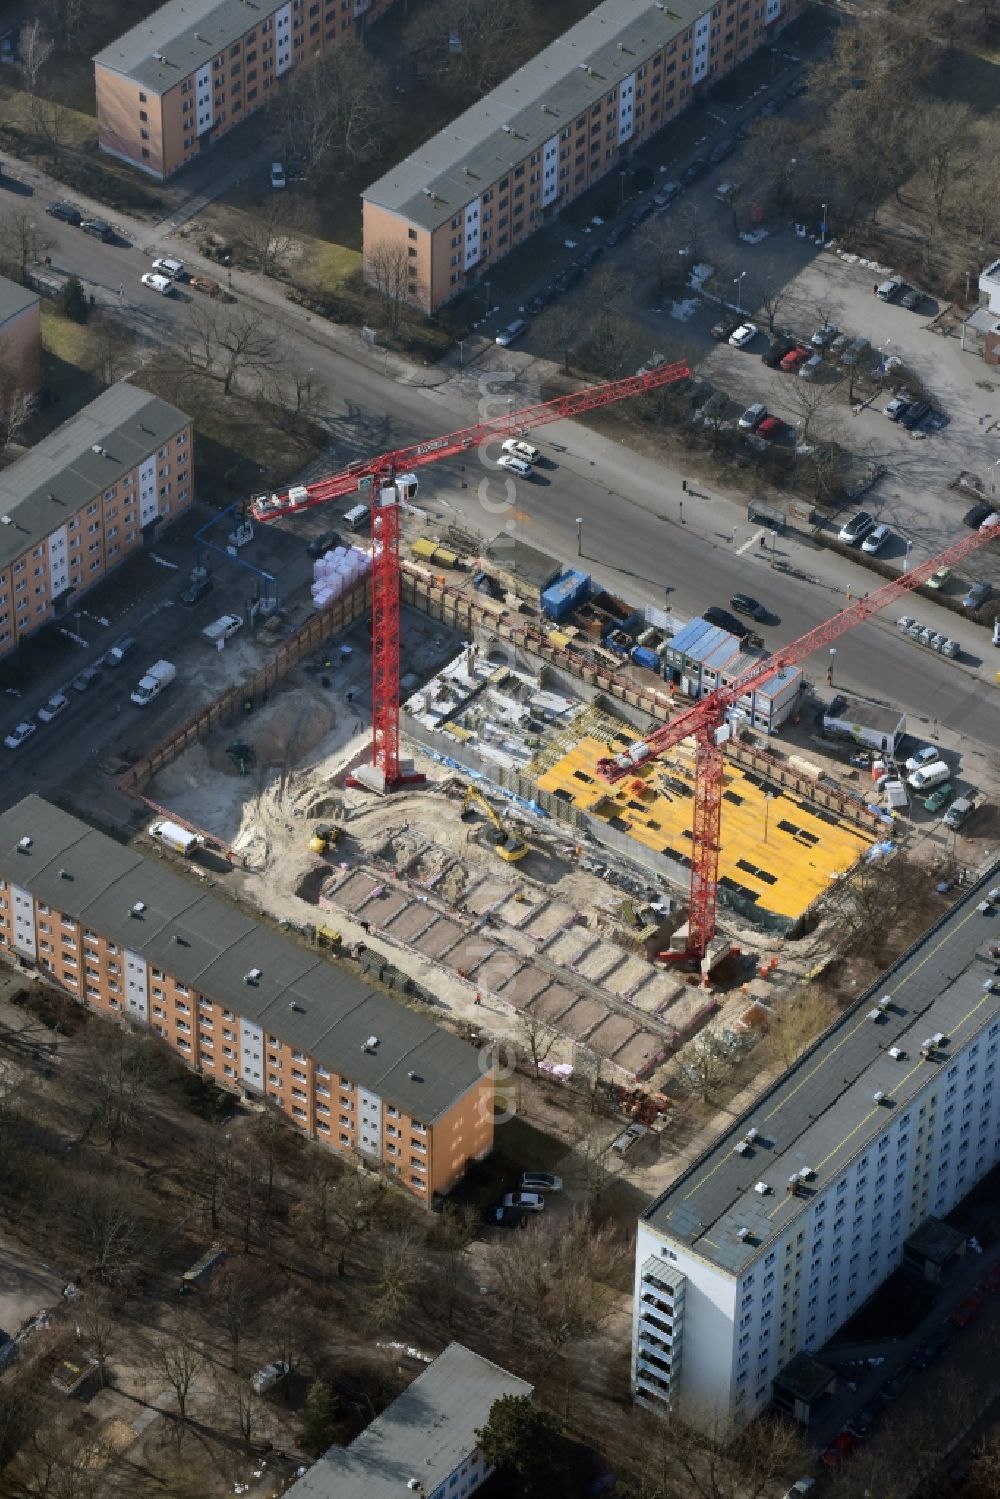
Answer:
537 732 874 922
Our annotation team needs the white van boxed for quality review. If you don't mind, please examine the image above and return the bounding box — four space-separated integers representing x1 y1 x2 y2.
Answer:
343 503 369 532
907 760 950 792
130 659 176 706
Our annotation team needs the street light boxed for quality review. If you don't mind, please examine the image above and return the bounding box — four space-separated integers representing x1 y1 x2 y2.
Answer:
820 202 828 247
679 496 685 526
770 528 778 568
576 516 584 555
827 647 837 688
903 539 912 573
732 526 738 545
734 271 747 316
481 279 491 317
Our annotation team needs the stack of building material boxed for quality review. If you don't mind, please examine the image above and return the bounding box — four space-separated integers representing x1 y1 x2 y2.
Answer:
311 546 371 609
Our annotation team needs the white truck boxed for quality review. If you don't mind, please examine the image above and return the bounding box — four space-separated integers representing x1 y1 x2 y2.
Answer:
148 819 204 856
130 659 176 706
201 613 243 647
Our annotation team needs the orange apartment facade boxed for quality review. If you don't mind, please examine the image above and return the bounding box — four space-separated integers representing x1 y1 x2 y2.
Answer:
363 0 804 313
0 797 494 1204
0 384 192 662
0 275 42 399
94 0 397 180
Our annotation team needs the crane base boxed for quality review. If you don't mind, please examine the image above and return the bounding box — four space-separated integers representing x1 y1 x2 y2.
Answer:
346 763 426 795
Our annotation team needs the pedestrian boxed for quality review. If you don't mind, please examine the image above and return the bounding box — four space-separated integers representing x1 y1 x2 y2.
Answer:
873 283 878 295
760 534 767 551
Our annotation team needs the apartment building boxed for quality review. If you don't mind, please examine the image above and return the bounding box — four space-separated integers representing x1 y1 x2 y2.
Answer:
0 383 191 661
632 866 1000 1435
286 1342 532 1499
363 0 804 313
0 797 494 1204
94 0 397 180
0 275 42 398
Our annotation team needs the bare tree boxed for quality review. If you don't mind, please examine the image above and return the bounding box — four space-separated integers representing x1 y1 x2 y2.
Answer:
77 1287 118 1389
405 0 532 98
270 42 386 185
153 1326 204 1425
425 1202 478 1330
366 241 413 334
366 1226 421 1330
755 260 794 336
43 0 87 48
72 1028 159 1153
217 1371 261 1452
18 20 54 94
606 1403 810 1499
0 210 50 286
237 198 302 280
516 1011 557 1080
830 852 931 966
211 1257 267 1364
540 304 577 373
681 1035 727 1106
68 1175 143 1285
176 304 281 395
760 987 831 1071
87 312 137 388
326 1168 394 1278
0 375 37 455
912 100 976 221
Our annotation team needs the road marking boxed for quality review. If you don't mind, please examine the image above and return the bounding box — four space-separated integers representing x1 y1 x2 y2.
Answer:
738 531 765 555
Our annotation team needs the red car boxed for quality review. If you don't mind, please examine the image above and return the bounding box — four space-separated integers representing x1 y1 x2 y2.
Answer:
757 416 785 441
821 1432 857 1469
779 346 810 372
950 1293 984 1327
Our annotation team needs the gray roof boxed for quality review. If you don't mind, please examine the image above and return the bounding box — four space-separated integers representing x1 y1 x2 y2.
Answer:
484 535 561 594
0 383 189 573
823 693 905 737
285 1342 532 1499
0 797 483 1124
644 860 1000 1274
0 274 39 329
364 0 704 234
93 0 278 93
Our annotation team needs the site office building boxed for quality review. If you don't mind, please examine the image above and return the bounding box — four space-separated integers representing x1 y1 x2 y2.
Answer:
0 384 191 662
632 866 1000 1435
0 798 494 1205
363 0 803 314
94 0 396 180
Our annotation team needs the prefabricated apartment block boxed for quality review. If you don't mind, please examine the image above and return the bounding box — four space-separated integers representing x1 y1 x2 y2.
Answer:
0 383 191 661
0 274 42 399
0 797 494 1204
94 0 397 180
363 0 804 312
631 865 1000 1435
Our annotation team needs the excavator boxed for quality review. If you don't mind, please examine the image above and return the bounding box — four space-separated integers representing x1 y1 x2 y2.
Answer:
460 786 529 863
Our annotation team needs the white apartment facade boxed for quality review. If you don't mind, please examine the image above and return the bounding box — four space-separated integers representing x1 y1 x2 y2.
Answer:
633 867 1000 1434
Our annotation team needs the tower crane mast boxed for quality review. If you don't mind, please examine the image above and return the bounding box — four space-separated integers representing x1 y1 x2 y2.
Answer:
597 517 999 963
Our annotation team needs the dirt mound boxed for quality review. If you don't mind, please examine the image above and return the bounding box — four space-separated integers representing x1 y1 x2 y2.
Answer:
205 695 339 774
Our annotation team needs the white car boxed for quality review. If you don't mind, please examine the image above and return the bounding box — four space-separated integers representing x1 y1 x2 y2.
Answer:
151 256 184 279
497 454 532 477
728 322 758 348
4 720 35 750
270 161 286 189
981 511 1000 529
141 272 173 296
861 523 891 554
37 692 69 724
904 744 939 774
251 1359 289 1395
500 1191 544 1212
502 438 539 463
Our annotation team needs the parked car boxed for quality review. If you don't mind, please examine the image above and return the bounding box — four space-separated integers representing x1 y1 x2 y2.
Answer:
712 317 741 342
251 1359 289 1394
728 322 758 348
3 720 36 750
782 1481 814 1499
520 1172 563 1192
924 783 955 813
880 1369 913 1401
637 352 667 376
730 593 767 621
828 332 850 356
500 1191 544 1212
611 1121 648 1155
496 317 527 347
738 402 767 431
71 665 101 693
846 1404 879 1438
503 438 540 463
757 416 785 441
491 1205 527 1228
179 573 213 607
704 605 751 639
606 223 629 248
270 161 286 189
905 745 939 773
811 322 839 348
709 136 735 163
899 286 923 311
950 1293 983 1328
926 566 951 590
821 1433 857 1469
45 200 81 225
884 395 912 421
779 346 810 372
912 1332 949 1367
80 217 114 242
105 636 138 667
306 530 341 559
963 502 994 528
762 337 796 367
963 580 990 611
497 454 532 477
840 335 871 367
631 200 654 226
579 244 602 268
861 523 891 554
901 399 931 431
680 158 707 185
839 511 875 545
799 352 823 380
151 256 185 279
653 182 681 209
141 272 173 296
37 692 69 724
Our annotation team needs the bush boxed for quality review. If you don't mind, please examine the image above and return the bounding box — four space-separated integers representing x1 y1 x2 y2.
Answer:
58 275 89 324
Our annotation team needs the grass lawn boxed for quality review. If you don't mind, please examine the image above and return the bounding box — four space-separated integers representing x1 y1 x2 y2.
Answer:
0 81 96 150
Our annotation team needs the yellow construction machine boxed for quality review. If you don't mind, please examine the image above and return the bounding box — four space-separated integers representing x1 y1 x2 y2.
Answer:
460 786 529 863
307 824 342 855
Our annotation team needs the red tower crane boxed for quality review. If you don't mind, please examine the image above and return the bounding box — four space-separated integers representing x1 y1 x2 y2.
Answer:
595 518 999 963
251 360 691 788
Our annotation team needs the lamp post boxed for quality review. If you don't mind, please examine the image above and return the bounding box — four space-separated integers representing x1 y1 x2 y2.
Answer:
481 279 491 317
732 526 738 545
770 528 778 568
828 647 837 686
903 539 912 573
679 496 685 526
576 516 583 556
734 271 747 316
820 202 828 247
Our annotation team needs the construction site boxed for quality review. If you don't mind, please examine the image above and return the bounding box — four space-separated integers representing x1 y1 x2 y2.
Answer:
127 364 996 1106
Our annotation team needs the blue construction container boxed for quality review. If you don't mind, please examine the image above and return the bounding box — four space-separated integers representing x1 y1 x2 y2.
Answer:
541 568 591 622
631 646 660 671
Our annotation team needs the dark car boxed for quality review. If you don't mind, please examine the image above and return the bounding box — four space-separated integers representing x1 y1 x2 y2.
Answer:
556 262 582 292
307 530 341 559
762 337 796 367
901 399 931 430
491 1205 527 1229
631 200 654 227
80 217 115 242
606 223 630 247
709 137 735 163
730 593 768 621
703 605 751 640
964 502 994 528
757 416 785 442
846 1404 879 1439
580 244 603 269
899 286 923 311
912 1332 949 1368
711 317 741 342
680 158 707 186
179 573 213 607
46 200 81 225
880 1369 913 1401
